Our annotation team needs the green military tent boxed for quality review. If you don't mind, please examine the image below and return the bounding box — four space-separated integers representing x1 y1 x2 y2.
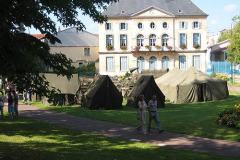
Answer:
84 75 123 110
127 76 165 108
156 67 229 104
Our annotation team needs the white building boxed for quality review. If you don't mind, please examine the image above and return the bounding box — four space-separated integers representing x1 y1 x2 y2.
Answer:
99 0 208 76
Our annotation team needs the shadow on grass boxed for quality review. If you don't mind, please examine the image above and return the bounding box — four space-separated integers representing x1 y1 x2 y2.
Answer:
0 118 237 160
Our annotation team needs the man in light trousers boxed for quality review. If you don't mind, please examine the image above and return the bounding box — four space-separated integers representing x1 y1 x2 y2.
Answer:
148 95 164 134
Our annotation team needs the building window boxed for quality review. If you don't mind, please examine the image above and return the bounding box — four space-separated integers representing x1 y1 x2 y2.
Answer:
137 34 144 47
84 48 90 56
193 33 201 48
149 34 156 46
162 34 169 46
180 21 188 29
180 33 187 49
105 23 111 30
179 55 187 70
120 34 127 47
106 35 114 47
120 56 128 71
120 23 128 30
138 23 143 29
193 55 201 70
150 22 155 29
106 57 114 72
162 56 169 70
149 56 157 71
193 21 200 29
163 22 168 29
137 56 145 72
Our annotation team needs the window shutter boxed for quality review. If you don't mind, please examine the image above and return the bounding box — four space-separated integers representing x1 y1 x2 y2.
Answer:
126 23 128 30
179 22 182 29
185 22 188 29
199 22 202 29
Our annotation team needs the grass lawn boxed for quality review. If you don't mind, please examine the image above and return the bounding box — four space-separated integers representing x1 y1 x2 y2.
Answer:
0 118 237 160
33 94 240 142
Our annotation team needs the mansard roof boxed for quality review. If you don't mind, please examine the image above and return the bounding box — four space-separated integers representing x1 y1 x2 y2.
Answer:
103 0 208 18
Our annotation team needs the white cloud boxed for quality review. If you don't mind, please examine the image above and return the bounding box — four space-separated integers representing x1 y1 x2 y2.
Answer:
224 4 238 13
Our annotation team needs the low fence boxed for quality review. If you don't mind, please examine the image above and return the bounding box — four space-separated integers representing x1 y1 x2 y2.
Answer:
208 61 240 75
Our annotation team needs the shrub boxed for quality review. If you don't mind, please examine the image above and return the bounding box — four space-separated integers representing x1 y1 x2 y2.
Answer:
217 104 240 128
78 63 96 77
211 73 229 81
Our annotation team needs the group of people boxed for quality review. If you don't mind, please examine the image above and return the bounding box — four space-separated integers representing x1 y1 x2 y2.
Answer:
0 90 19 119
137 95 163 134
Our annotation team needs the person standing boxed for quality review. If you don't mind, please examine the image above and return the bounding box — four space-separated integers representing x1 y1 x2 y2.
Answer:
137 95 148 134
148 95 163 134
7 91 14 119
0 92 4 119
13 91 19 118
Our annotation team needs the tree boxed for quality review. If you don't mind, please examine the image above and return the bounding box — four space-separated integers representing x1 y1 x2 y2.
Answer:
227 16 240 64
218 30 231 42
0 0 117 96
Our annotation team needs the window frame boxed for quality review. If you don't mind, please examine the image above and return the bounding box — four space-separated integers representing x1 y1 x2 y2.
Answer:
149 56 157 71
179 33 187 47
179 55 187 70
192 55 201 70
193 33 201 46
162 34 169 47
137 34 144 47
84 48 90 57
106 56 115 72
138 22 143 29
150 22 155 29
106 35 114 47
193 21 200 29
163 22 168 29
120 34 128 47
105 23 112 30
149 34 156 46
120 22 128 30
120 56 128 72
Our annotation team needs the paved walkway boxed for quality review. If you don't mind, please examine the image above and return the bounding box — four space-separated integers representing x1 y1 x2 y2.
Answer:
19 104 240 158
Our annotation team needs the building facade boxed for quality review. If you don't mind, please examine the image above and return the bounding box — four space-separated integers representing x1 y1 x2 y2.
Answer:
99 0 208 76
50 27 99 68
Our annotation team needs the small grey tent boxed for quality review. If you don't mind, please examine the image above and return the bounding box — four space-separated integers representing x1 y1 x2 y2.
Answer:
127 76 165 108
84 75 123 109
156 67 229 104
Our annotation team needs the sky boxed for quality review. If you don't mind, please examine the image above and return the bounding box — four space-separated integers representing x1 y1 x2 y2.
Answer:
30 0 240 35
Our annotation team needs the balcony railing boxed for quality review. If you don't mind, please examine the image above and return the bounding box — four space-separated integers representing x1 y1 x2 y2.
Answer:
132 46 173 52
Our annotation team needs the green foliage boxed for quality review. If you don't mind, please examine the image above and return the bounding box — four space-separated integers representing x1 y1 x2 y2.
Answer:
227 16 240 64
218 30 231 42
0 0 117 96
78 63 96 77
211 73 229 81
118 72 131 81
217 104 240 128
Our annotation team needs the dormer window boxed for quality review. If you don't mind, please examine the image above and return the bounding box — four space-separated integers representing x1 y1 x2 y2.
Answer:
150 22 155 29
105 23 111 30
193 21 200 29
121 10 125 14
138 23 143 29
163 22 168 29
120 23 128 30
178 10 182 13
